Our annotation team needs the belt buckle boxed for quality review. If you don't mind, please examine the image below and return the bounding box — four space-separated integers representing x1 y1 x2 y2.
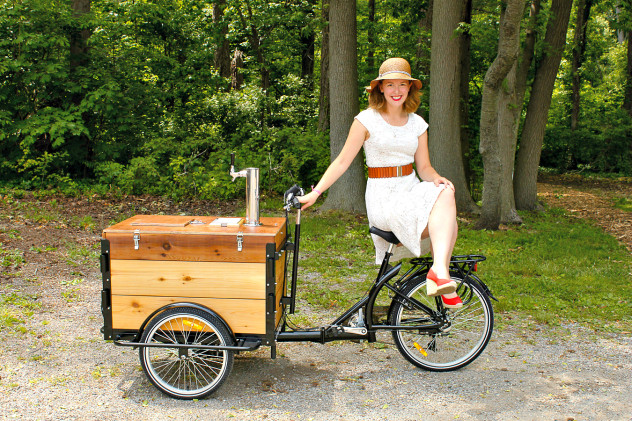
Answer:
396 166 402 177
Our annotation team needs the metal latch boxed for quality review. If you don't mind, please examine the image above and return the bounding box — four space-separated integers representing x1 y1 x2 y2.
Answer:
237 232 244 252
133 229 140 250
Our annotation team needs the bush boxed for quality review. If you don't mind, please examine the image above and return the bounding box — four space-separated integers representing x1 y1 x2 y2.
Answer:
542 109 632 175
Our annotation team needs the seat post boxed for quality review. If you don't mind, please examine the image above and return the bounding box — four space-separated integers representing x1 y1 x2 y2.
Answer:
377 245 394 280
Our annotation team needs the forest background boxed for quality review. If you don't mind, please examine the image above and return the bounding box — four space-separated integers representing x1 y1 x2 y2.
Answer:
1 0 631 229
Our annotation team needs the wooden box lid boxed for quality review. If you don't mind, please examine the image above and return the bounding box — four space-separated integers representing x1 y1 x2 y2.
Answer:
102 215 287 263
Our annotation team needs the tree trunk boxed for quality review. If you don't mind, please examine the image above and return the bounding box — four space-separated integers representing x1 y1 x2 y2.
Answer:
213 1 231 79
70 0 91 178
498 0 540 225
498 62 523 225
429 0 477 213
70 0 90 72
624 30 632 116
236 0 270 90
570 0 593 131
514 0 572 211
321 0 366 213
515 0 540 106
231 49 244 90
416 0 433 80
477 0 525 230
300 1 316 85
367 0 376 73
318 0 330 132
301 31 315 83
458 0 472 191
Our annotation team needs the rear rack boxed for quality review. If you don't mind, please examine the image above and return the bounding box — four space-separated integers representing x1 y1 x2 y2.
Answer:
410 254 486 266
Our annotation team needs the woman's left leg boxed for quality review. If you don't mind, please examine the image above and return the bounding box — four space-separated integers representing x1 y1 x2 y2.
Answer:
426 187 458 280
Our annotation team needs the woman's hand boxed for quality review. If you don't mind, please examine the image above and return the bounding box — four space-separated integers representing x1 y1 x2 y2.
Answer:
433 176 455 191
297 191 320 210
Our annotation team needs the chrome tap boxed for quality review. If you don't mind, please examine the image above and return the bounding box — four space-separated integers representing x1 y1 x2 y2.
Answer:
229 153 261 226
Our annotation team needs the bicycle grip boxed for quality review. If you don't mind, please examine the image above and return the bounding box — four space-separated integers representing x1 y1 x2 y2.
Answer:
284 184 301 197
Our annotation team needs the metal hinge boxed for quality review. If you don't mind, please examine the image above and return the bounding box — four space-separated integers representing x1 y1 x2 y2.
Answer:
133 229 140 250
237 231 244 252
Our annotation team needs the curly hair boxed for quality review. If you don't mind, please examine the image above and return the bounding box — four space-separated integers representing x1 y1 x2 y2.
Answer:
368 81 420 114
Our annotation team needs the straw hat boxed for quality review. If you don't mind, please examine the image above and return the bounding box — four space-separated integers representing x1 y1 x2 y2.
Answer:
366 58 422 93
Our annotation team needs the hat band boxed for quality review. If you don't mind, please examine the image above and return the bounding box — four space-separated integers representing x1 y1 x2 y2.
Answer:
379 70 413 78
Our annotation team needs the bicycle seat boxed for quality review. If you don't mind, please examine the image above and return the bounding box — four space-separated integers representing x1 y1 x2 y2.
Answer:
369 227 401 245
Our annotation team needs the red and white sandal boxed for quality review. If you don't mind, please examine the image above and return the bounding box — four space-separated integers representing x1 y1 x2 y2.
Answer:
426 269 457 297
441 294 463 309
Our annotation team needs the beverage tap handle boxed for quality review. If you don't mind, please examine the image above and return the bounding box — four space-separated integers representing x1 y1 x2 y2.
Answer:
229 152 246 181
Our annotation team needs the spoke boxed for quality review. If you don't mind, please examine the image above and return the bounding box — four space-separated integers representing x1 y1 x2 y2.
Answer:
190 356 217 386
193 352 223 374
153 329 176 344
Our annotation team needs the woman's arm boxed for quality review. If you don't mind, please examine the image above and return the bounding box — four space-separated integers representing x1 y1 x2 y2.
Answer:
414 131 455 190
298 119 368 209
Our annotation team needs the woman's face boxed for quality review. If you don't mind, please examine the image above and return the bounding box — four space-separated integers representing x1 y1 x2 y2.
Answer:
380 79 411 108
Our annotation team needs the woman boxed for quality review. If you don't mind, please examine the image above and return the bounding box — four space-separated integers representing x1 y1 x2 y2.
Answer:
298 58 461 308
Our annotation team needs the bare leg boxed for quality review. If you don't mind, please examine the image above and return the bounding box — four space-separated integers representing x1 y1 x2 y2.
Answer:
427 188 458 294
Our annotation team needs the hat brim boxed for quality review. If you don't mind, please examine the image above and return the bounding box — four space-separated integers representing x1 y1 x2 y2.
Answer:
366 75 422 93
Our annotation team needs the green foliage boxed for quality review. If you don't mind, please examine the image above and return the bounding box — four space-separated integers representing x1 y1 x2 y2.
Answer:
0 0 328 198
542 109 632 174
545 10 632 175
1 0 631 198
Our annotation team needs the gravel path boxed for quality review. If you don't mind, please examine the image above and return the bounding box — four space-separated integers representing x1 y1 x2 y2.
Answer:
1 265 631 420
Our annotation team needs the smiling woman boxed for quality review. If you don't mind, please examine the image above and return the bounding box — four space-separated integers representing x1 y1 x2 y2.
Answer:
299 57 463 308
367 58 421 115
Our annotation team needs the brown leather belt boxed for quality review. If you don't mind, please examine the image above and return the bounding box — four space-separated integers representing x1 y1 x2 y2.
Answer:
368 163 414 178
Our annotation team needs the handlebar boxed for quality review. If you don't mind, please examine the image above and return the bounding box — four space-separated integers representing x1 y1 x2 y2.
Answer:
283 184 304 211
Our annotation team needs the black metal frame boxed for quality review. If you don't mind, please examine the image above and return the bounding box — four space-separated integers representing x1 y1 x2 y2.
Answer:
276 207 495 345
100 239 113 340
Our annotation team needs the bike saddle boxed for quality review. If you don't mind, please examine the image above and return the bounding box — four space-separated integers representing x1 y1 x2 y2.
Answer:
369 227 400 245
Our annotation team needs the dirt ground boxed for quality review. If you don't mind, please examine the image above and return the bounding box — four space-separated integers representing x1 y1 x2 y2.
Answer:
1 177 631 420
537 174 632 251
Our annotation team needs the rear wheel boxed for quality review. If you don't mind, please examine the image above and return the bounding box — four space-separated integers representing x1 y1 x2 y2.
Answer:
389 274 493 371
139 308 234 399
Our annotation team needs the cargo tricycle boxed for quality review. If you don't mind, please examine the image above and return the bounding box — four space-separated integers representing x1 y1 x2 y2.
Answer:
100 159 495 400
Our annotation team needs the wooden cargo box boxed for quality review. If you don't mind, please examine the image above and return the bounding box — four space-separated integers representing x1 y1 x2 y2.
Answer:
101 215 287 337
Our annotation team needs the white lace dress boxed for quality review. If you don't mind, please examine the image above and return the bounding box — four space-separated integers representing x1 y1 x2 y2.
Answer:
355 109 446 264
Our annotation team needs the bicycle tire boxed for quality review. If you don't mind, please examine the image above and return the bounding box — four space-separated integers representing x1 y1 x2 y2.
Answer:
139 308 234 399
389 273 493 371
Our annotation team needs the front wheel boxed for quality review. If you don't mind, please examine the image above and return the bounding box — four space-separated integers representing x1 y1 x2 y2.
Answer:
139 308 234 399
389 274 493 371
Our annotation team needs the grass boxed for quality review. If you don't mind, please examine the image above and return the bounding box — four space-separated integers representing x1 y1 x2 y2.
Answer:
0 291 41 332
457 207 631 330
64 241 99 267
613 196 632 212
0 244 25 269
291 205 632 332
